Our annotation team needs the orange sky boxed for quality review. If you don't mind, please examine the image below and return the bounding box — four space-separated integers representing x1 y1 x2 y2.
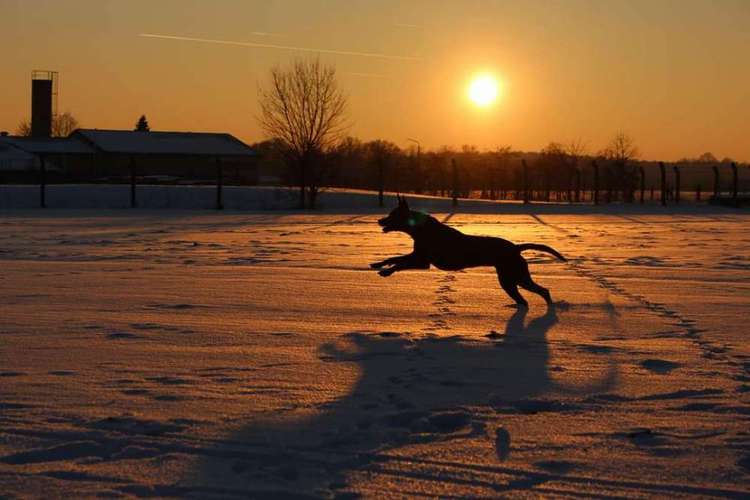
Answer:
2 0 748 161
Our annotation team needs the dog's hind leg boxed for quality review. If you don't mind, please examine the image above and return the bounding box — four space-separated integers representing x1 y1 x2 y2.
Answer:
517 260 552 303
496 266 528 307
519 275 552 303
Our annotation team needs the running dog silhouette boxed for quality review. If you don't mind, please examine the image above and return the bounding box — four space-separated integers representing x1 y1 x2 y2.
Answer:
371 196 566 307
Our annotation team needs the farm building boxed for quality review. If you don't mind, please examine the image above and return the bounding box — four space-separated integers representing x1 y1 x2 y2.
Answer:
0 129 257 185
0 138 37 178
70 129 258 184
0 134 91 183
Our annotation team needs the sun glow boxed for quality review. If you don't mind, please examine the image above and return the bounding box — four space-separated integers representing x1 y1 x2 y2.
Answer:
467 74 499 108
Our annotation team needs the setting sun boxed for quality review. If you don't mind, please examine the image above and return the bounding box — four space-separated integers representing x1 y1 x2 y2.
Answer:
467 74 500 108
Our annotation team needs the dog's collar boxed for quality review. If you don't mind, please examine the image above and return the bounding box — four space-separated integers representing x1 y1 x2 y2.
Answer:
407 211 428 227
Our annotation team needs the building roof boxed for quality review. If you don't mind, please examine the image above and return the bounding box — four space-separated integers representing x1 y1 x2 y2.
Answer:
71 129 256 157
0 135 94 155
0 141 35 161
0 140 36 171
0 138 69 171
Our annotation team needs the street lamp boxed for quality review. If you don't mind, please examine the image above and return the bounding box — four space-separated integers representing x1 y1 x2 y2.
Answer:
406 137 421 156
406 138 421 194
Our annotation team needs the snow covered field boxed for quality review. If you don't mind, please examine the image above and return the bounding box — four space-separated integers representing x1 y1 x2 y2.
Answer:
1 204 749 498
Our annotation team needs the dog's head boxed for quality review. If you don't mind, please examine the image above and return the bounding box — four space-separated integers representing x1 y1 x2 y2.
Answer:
378 196 426 233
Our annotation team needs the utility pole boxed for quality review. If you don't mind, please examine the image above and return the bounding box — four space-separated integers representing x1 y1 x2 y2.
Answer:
39 154 47 208
130 155 137 208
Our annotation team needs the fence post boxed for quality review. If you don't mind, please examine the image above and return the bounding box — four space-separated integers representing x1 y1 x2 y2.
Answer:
592 160 599 205
440 165 446 198
639 166 645 204
659 162 666 207
377 158 384 208
216 156 224 210
696 185 701 202
490 166 497 200
129 155 137 208
39 154 47 208
567 173 572 204
712 165 720 198
732 162 738 205
575 168 581 203
521 159 529 204
673 165 680 204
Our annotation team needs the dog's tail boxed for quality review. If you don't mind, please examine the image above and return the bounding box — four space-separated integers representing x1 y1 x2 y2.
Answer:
517 243 567 261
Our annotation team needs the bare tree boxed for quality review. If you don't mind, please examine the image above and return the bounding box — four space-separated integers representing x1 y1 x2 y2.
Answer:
538 142 569 201
257 58 348 209
490 146 514 200
51 111 80 137
697 152 718 163
566 139 587 163
16 111 80 137
601 131 639 164
600 132 639 202
15 120 31 137
565 139 587 201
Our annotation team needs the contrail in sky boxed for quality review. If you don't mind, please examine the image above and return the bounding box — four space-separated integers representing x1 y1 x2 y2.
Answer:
139 33 420 61
248 31 283 37
346 72 391 79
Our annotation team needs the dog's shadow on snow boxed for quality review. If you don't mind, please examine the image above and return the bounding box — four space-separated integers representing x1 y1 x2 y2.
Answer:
190 304 617 496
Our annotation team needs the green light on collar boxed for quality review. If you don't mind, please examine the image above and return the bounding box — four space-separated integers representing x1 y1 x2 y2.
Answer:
407 212 426 227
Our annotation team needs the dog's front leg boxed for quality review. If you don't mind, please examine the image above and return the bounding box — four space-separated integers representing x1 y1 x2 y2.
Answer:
377 265 401 277
377 256 429 277
370 254 411 269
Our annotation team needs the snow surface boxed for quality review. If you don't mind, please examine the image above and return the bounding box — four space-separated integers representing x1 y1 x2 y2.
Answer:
1 202 749 498
2 184 746 212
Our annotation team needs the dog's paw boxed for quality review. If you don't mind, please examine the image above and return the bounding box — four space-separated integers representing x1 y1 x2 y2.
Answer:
370 261 385 269
378 268 394 277
505 302 529 309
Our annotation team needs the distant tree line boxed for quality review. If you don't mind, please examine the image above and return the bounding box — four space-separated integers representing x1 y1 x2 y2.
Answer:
252 132 747 206
255 59 747 209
